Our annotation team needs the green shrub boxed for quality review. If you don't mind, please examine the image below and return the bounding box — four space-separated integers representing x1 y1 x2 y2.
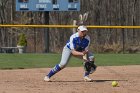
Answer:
17 33 27 46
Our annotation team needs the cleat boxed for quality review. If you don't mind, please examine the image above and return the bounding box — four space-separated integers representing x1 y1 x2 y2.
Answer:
84 76 92 82
44 76 51 82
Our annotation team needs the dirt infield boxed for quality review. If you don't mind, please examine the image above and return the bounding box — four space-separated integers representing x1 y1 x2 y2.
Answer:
0 65 140 93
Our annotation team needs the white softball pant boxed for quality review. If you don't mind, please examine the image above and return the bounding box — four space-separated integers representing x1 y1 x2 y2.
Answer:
58 45 94 68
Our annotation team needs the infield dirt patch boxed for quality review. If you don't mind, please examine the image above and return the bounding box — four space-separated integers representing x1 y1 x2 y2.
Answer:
0 65 140 93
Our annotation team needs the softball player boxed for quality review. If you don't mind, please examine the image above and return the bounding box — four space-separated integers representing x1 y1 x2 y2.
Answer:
44 25 97 82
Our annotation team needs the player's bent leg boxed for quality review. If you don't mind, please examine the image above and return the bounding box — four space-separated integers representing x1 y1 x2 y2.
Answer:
87 51 97 73
83 61 97 82
83 62 92 82
83 51 97 82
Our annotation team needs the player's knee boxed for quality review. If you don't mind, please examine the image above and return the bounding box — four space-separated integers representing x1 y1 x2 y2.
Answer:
58 64 66 69
88 56 94 61
88 52 95 61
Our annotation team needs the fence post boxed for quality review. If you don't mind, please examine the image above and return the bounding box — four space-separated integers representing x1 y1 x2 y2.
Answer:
73 20 77 33
122 28 125 53
44 12 49 53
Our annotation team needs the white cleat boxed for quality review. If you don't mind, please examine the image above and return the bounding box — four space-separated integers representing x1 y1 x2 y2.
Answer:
84 76 93 82
44 76 51 82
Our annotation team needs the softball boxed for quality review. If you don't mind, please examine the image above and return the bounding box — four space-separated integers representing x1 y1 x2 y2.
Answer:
112 81 118 87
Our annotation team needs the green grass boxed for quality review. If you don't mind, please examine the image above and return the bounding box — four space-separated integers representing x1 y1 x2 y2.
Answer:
0 53 139 69
95 54 140 66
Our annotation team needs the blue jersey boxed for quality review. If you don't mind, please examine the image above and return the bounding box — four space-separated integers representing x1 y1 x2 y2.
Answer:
66 32 90 52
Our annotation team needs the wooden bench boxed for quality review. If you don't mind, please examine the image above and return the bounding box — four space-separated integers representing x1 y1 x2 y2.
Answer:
0 47 18 53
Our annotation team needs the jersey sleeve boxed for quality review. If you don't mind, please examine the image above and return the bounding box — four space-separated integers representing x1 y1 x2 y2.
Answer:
69 35 75 50
85 36 90 50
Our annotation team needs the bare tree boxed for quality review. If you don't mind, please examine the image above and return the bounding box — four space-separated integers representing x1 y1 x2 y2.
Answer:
0 0 140 53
